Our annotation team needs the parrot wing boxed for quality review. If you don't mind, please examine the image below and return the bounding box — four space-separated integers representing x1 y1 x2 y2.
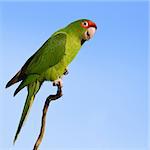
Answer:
6 32 67 88
25 32 67 75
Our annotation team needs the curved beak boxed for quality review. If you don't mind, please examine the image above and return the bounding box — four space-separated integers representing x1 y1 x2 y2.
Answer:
88 20 97 30
83 27 96 41
81 20 97 43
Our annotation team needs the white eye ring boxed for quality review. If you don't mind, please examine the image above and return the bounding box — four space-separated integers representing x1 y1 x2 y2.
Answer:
82 21 88 27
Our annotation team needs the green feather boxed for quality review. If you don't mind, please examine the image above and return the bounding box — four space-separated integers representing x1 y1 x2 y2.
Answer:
13 80 41 143
25 33 67 75
6 19 92 143
14 74 40 96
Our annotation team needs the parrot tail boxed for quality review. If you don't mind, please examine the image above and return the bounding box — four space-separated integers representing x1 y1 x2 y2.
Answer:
13 80 41 144
5 70 23 88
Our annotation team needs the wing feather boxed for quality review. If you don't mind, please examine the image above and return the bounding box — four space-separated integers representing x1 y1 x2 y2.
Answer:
23 32 66 75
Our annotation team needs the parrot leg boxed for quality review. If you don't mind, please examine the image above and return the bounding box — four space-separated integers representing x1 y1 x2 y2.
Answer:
52 68 68 87
63 68 69 76
34 80 63 150
53 78 63 87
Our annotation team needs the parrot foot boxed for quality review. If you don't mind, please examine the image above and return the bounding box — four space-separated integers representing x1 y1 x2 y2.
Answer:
53 78 63 87
63 68 69 76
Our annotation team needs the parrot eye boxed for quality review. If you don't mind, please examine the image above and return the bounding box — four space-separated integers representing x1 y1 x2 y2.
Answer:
82 21 89 28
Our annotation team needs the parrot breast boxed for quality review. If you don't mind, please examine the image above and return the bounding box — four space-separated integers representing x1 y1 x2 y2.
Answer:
42 33 81 81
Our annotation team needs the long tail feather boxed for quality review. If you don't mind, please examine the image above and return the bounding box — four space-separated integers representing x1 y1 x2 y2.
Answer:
13 80 26 97
6 71 22 88
13 95 35 144
13 81 41 144
13 74 39 97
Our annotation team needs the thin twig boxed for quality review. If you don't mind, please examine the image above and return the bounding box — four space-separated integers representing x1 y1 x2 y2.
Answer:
33 83 62 150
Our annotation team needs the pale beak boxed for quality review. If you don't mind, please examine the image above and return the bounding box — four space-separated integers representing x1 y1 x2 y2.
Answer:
83 27 96 40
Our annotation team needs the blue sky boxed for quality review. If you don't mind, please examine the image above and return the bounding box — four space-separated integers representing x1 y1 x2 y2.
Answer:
0 1 149 150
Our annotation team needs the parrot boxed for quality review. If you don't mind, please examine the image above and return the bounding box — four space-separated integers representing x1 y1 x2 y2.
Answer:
6 19 97 143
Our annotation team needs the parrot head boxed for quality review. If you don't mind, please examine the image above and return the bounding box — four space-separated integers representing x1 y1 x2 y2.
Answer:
65 19 97 45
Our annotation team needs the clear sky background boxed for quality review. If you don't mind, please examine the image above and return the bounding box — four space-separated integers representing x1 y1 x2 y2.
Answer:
0 1 149 150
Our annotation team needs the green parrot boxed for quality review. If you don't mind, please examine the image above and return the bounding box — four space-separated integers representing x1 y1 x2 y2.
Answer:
6 19 97 143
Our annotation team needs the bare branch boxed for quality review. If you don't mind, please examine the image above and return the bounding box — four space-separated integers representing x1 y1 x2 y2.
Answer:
33 82 62 150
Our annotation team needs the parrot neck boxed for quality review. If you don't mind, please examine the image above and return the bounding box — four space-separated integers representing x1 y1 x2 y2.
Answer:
63 27 84 46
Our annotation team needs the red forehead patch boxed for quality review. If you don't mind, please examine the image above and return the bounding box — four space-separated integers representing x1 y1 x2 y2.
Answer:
81 20 97 29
